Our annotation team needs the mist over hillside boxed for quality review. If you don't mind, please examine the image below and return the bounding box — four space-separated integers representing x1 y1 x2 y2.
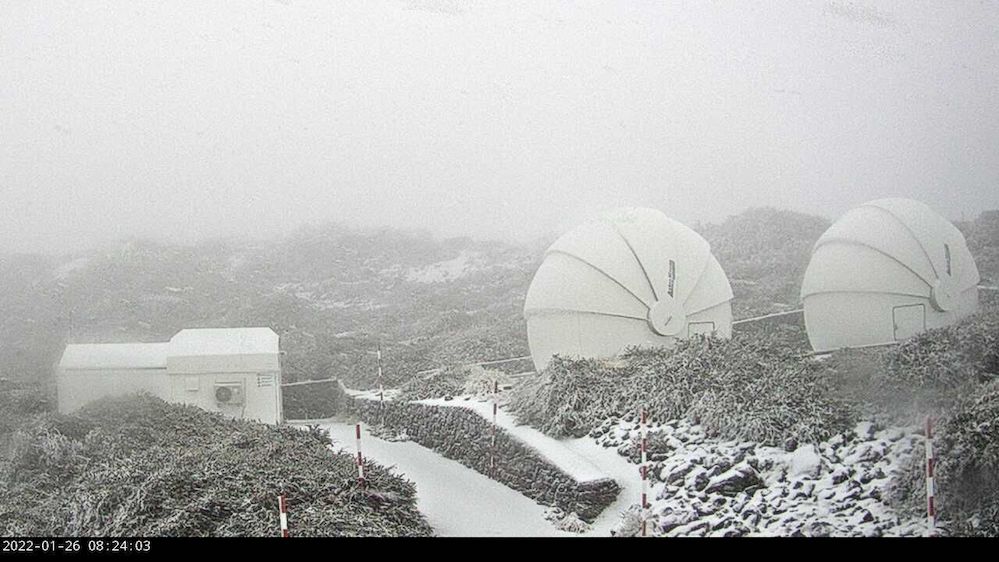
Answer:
1 207 996 390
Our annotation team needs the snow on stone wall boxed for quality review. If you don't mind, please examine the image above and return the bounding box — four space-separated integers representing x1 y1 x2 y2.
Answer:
349 396 620 521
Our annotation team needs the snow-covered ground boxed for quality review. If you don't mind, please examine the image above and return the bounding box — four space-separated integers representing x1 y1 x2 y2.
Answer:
404 251 481 283
417 397 609 483
321 421 577 537
562 435 643 535
322 393 928 537
592 417 929 537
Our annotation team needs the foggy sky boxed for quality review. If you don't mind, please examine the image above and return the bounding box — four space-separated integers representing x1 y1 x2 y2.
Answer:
2 0 998 254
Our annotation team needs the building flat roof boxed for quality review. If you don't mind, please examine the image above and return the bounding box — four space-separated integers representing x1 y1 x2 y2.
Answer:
169 327 278 357
59 327 279 371
60 343 170 370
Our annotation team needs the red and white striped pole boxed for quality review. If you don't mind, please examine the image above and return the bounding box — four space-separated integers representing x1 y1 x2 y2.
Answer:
278 494 290 538
376 344 383 381
926 416 936 537
355 422 366 488
640 408 649 537
379 383 385 427
490 381 498 474
377 345 385 428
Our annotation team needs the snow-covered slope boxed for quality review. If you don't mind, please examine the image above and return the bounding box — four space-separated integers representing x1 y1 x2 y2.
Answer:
322 421 572 537
595 417 927 537
417 397 608 483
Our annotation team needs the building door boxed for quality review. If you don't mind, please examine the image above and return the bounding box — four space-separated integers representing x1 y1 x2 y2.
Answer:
893 304 926 342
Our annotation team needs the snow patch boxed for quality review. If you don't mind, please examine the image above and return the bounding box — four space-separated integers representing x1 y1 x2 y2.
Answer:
52 257 90 279
416 396 608 483
788 444 822 478
320 422 571 537
593 417 926 537
405 251 481 283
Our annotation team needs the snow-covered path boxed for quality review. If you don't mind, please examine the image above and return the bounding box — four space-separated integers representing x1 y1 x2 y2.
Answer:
563 436 640 535
321 422 574 537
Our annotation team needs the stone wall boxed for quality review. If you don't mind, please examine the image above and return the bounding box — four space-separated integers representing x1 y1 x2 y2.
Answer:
282 379 345 420
349 396 619 521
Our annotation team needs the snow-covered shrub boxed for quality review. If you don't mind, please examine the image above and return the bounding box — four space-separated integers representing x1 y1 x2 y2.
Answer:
0 381 52 438
889 381 999 536
544 507 592 533
5 415 88 481
398 365 468 401
509 333 854 447
508 355 626 438
884 311 998 392
689 356 853 447
462 366 512 399
0 394 433 537
609 505 646 537
282 379 346 420
827 306 999 422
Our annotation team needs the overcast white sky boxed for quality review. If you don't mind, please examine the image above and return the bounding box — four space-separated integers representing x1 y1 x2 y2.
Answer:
2 1 997 254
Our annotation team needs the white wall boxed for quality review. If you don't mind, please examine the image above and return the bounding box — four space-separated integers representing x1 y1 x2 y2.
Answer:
57 366 282 424
803 289 979 352
527 300 732 371
57 368 171 414
167 352 280 375
168 370 282 424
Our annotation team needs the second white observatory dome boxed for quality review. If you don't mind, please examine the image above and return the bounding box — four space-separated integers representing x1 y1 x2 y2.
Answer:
801 198 980 352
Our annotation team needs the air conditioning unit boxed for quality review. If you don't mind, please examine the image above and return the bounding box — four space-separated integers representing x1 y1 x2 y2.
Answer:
214 382 244 406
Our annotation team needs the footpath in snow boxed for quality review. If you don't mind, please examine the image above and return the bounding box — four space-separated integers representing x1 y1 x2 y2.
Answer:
416 397 609 484
321 421 578 537
329 390 927 537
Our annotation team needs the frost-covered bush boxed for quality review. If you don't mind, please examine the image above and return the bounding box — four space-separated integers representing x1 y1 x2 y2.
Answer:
609 505 645 537
0 394 433 537
397 365 469 401
827 307 999 421
508 356 628 438
888 381 999 536
461 366 512 399
689 351 853 447
6 415 89 481
282 379 346 420
544 507 592 534
509 333 854 447
885 311 998 389
0 381 52 438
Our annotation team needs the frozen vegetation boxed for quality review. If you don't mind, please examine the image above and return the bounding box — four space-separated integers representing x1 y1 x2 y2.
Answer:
505 298 999 536
0 395 432 537
0 208 996 536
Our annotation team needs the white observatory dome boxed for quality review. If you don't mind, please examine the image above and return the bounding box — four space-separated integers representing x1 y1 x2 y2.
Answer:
524 207 734 372
801 198 980 352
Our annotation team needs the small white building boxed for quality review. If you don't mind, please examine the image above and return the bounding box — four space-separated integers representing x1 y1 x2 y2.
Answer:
58 327 283 424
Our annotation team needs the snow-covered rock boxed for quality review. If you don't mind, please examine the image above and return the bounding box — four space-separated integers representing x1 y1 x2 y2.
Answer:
703 462 763 496
601 416 926 537
855 421 877 441
788 444 822 478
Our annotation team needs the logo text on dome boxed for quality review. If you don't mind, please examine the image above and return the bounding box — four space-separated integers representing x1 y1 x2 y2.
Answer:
667 259 676 297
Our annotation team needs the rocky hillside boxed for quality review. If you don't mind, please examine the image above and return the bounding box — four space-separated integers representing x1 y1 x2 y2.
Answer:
0 225 541 390
607 416 926 537
956 209 999 285
697 207 831 320
1 207 995 393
